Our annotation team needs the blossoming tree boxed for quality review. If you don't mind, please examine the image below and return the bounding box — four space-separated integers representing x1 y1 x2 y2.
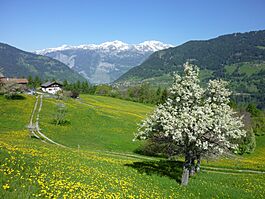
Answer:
134 62 246 185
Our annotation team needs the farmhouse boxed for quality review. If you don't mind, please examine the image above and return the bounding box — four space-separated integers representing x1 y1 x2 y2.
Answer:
41 81 62 94
0 77 29 85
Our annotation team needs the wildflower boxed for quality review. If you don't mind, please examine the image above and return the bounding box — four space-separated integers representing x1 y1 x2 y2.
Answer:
3 183 10 190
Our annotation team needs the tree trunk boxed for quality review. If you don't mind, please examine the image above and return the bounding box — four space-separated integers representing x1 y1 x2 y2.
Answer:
181 167 189 186
189 157 196 176
181 153 191 186
195 155 201 173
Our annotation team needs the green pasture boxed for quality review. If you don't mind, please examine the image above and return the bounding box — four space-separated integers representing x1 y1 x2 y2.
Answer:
0 95 265 198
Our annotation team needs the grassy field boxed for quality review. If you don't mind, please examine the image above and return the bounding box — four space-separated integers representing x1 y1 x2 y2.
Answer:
203 135 265 171
39 94 153 152
224 61 265 76
1 94 265 198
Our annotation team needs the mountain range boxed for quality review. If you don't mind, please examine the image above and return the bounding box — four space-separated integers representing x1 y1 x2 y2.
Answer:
0 43 86 83
1 29 264 107
35 40 173 84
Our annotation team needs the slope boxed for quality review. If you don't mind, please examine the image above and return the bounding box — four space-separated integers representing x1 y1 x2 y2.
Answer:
0 43 86 82
118 30 265 82
1 95 265 198
116 30 265 108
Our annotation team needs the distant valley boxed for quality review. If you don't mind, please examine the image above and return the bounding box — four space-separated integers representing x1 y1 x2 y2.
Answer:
35 40 173 84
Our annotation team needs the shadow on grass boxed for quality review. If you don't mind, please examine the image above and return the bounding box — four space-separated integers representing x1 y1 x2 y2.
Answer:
4 94 26 100
125 160 183 183
50 120 71 126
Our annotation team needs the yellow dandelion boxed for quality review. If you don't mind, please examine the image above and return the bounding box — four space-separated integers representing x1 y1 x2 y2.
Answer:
3 183 10 190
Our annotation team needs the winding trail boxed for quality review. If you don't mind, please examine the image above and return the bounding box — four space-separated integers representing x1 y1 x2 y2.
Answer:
28 94 66 147
201 165 265 174
28 95 40 139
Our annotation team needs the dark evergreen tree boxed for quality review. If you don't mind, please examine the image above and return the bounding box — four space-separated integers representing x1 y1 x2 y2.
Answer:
33 76 42 88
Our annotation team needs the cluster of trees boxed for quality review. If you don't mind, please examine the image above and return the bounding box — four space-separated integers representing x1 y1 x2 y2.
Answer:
225 62 265 109
92 83 169 105
61 80 169 104
27 75 168 104
28 76 42 89
125 84 168 104
246 104 265 136
27 72 265 109
62 80 92 94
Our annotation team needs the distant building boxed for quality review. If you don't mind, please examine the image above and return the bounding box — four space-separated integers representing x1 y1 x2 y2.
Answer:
41 81 62 94
0 77 28 85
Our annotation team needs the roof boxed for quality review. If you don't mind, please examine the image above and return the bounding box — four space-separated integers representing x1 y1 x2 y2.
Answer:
0 77 28 84
15 79 29 84
41 81 63 88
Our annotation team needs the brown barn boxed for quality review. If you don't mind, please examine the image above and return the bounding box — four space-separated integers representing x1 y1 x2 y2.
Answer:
0 77 28 85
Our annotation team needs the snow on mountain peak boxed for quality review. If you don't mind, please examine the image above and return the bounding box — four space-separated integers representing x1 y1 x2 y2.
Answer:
35 40 174 55
137 40 173 51
99 40 130 51
33 40 174 84
35 44 73 54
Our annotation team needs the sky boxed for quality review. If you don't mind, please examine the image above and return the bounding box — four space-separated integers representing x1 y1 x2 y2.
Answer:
0 0 265 51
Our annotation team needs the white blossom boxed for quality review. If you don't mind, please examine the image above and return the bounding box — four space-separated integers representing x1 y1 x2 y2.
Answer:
134 62 246 158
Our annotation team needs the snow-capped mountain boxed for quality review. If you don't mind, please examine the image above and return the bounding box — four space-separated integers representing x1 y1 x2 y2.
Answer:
35 40 173 84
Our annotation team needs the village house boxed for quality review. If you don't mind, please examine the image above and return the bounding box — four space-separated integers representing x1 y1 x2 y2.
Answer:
41 81 62 94
0 77 29 85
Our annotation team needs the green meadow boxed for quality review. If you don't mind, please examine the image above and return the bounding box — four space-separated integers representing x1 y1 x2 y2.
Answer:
1 95 265 198
40 94 153 152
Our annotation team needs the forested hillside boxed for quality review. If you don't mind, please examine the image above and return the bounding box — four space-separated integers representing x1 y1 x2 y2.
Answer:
116 30 265 107
118 30 265 80
0 43 86 82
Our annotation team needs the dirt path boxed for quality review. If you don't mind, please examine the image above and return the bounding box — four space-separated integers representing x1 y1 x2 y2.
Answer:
28 95 40 139
201 165 265 174
28 94 66 147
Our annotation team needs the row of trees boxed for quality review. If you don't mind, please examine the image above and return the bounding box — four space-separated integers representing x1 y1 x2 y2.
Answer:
27 74 265 107
27 75 42 89
27 75 169 104
62 80 169 105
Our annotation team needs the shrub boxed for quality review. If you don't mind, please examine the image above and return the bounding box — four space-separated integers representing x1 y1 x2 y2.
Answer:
2 83 26 100
63 90 80 99
237 128 256 154
52 103 69 125
4 93 25 100
70 90 80 98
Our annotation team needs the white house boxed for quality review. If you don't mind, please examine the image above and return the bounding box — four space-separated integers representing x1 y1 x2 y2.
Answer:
41 81 62 94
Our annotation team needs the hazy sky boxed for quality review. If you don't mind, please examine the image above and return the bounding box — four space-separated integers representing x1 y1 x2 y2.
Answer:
1 0 265 51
